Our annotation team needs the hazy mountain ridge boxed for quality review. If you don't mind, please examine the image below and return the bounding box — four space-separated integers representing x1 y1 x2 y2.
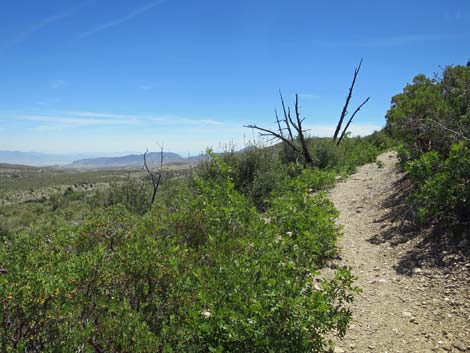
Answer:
0 151 111 166
70 152 205 168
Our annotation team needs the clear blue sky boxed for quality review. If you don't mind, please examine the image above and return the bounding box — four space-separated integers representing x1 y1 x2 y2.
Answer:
0 0 469 154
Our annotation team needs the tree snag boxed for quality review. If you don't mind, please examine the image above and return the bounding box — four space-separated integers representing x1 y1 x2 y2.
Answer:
245 92 313 164
143 146 164 205
333 59 370 145
245 61 370 165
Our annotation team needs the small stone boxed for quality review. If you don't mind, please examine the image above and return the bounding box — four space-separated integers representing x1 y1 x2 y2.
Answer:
452 342 468 351
402 311 413 317
333 347 345 353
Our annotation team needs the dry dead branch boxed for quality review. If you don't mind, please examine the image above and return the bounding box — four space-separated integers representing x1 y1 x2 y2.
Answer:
333 59 370 144
143 146 164 205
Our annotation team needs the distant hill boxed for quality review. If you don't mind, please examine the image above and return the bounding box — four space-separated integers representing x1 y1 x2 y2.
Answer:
0 151 110 166
70 152 205 169
0 162 38 170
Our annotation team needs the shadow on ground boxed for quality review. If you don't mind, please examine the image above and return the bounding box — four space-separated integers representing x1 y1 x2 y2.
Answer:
368 175 469 275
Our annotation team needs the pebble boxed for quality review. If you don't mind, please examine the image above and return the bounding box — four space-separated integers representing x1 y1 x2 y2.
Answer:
452 342 468 351
412 267 422 274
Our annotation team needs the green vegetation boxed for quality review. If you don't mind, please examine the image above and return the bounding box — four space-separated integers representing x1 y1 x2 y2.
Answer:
386 61 470 237
0 167 132 194
208 135 388 210
0 134 389 352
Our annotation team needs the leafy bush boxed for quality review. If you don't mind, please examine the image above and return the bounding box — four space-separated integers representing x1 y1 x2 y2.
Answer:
309 139 341 169
387 64 470 159
333 138 381 175
91 178 153 215
198 148 288 210
363 129 396 150
406 142 470 236
268 186 340 265
387 61 470 236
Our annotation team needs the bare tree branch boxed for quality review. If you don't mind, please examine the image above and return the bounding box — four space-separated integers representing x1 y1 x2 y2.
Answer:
414 117 470 142
244 124 302 154
333 59 363 142
279 91 294 140
294 94 313 164
245 93 314 164
275 109 284 138
143 147 163 205
337 96 370 146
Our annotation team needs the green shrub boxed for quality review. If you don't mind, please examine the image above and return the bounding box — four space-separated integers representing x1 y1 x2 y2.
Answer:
309 139 341 169
91 178 153 215
406 142 470 236
387 64 470 159
388 62 470 236
333 138 380 174
197 148 287 210
364 129 396 150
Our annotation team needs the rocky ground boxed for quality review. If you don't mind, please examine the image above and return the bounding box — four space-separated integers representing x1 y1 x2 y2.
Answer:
328 151 470 353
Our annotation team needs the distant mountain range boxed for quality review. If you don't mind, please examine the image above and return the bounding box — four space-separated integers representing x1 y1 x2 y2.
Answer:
0 151 112 166
0 150 205 168
70 152 205 169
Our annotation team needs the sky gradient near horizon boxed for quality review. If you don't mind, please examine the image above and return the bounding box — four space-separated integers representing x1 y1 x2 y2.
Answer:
0 0 469 155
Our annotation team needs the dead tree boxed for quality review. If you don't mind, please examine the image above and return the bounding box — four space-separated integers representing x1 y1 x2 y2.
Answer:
245 61 370 164
333 59 370 145
143 146 164 205
245 92 313 164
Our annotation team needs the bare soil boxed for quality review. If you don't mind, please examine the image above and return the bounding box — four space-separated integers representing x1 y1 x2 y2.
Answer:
329 151 470 353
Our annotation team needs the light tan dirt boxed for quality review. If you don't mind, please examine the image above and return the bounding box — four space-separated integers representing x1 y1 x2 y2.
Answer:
328 151 470 353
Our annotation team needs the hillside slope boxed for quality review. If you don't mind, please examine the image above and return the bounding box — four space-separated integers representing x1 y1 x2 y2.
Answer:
329 152 469 353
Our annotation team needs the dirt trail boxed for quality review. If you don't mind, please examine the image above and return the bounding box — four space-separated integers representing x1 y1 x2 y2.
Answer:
329 152 470 353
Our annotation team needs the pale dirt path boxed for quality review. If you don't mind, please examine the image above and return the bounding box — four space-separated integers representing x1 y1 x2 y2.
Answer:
328 152 470 353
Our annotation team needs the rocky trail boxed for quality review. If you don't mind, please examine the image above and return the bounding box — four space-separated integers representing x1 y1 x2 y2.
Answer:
328 151 470 353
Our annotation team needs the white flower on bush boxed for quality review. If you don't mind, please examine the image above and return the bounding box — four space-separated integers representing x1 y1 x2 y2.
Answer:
201 310 212 318
286 231 293 237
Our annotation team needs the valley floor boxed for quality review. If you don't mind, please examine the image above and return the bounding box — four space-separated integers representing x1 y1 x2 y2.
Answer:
329 152 470 353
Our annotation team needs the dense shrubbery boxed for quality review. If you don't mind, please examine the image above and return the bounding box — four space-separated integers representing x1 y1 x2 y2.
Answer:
387 62 470 237
198 147 287 210
0 153 361 352
406 142 470 235
202 136 388 210
91 178 153 215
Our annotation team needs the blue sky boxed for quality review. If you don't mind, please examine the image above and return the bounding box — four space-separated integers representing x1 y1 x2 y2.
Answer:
0 0 469 155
